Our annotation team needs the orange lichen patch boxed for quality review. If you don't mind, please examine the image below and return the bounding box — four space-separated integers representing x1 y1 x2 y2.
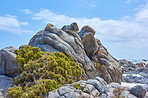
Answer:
65 30 70 32
21 45 28 47
65 30 75 34
96 38 100 43
96 50 102 57
113 87 125 97
70 31 74 33
47 24 54 28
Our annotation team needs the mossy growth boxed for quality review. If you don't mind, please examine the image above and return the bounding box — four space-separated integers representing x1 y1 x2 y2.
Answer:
72 83 81 90
96 61 102 72
7 45 83 98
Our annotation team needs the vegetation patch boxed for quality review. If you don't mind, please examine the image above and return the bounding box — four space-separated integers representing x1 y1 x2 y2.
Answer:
7 45 83 98
96 61 102 72
72 83 81 90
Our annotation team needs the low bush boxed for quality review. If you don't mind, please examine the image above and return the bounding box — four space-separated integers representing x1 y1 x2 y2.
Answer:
7 45 83 98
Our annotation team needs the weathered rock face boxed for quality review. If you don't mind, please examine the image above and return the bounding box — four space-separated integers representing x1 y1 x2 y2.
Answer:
78 25 123 84
28 23 96 79
78 25 98 60
0 46 18 77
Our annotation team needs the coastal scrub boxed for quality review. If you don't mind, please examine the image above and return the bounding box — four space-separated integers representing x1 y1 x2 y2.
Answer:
7 45 83 98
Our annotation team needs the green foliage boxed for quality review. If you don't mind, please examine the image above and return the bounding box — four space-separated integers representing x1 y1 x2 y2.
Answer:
72 83 81 90
14 45 44 73
8 45 83 98
96 61 102 72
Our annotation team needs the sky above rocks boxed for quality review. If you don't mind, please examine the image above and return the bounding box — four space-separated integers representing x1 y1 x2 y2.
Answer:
0 0 148 59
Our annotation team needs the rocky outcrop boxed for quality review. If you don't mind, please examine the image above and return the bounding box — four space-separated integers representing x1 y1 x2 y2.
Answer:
0 46 18 77
44 77 141 98
28 23 96 79
78 25 123 83
28 22 123 83
43 77 107 98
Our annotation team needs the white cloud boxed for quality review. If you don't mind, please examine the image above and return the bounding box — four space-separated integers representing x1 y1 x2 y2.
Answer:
31 5 148 49
0 15 33 34
126 0 138 3
22 2 148 59
89 4 96 7
22 9 32 14
80 0 97 7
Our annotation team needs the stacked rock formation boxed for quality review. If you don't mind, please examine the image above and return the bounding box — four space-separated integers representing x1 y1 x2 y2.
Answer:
29 22 123 83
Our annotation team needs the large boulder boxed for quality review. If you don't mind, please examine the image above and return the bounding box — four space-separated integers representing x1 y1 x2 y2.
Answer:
78 25 98 60
129 85 147 98
78 25 123 83
28 23 96 79
0 46 18 77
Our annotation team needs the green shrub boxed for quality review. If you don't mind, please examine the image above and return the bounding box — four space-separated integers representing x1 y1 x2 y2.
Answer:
7 45 83 98
72 83 81 90
14 45 44 73
96 61 102 72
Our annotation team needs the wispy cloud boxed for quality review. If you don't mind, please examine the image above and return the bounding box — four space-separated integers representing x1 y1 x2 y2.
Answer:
22 9 32 14
89 4 96 7
0 15 33 34
80 0 97 7
21 1 148 56
29 3 148 50
126 0 134 3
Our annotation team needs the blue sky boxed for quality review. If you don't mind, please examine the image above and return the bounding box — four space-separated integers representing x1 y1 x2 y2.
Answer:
0 0 148 59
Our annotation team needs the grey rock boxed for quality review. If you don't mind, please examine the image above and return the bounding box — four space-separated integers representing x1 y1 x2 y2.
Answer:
0 89 5 98
95 76 107 86
95 42 123 84
0 46 18 77
100 93 108 98
78 26 98 60
82 84 94 94
80 92 90 98
108 82 122 88
0 75 13 98
127 94 137 98
78 25 123 84
58 87 72 96
63 92 80 98
60 96 65 98
91 89 99 97
78 25 95 37
46 90 60 98
129 85 146 98
61 22 79 32
86 79 104 92
28 23 96 79
120 90 130 97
